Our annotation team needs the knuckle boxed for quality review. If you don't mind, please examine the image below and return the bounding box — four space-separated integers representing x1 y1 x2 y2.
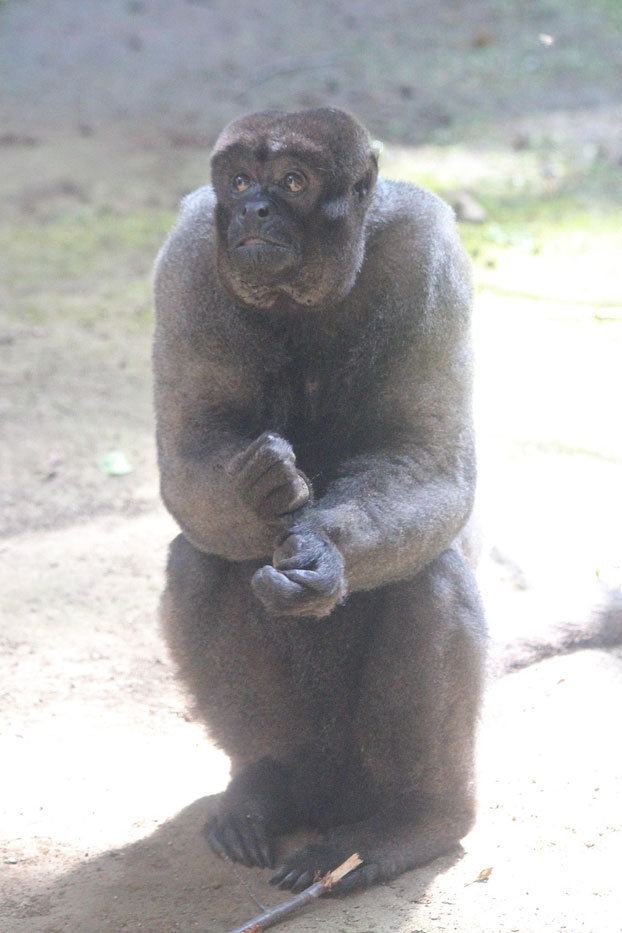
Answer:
261 433 291 458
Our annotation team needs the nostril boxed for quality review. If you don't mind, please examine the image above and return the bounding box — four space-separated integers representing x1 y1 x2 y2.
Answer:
242 200 271 219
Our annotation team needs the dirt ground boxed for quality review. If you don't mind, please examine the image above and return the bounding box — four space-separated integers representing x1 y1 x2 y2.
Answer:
1 1 622 931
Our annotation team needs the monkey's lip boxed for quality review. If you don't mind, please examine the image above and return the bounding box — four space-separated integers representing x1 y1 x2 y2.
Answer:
235 236 291 250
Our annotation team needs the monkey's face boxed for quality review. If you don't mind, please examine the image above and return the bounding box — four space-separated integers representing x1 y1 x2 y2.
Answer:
210 109 378 310
215 158 318 282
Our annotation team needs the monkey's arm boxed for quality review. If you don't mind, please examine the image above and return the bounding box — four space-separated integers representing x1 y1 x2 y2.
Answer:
154 355 272 561
254 208 476 610
311 340 476 594
153 195 302 561
254 338 476 610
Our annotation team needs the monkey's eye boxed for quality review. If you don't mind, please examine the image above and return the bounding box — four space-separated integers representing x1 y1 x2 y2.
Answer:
232 173 251 193
281 171 306 193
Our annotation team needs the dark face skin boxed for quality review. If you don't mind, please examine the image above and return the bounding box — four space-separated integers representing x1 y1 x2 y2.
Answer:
209 108 378 309
153 108 486 894
217 158 317 282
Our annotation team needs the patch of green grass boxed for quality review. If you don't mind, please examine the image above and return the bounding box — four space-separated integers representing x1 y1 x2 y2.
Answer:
383 141 622 468
383 145 622 311
459 189 622 309
1 206 174 329
1 206 174 282
16 279 154 331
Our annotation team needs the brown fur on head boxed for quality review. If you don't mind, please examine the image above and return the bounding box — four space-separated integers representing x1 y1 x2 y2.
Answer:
209 108 378 310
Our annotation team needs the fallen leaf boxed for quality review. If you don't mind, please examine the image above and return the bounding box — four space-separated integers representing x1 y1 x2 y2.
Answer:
97 450 133 476
466 866 493 886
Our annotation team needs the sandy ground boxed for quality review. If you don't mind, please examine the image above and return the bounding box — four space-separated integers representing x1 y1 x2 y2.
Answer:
2 512 621 933
1 1 622 931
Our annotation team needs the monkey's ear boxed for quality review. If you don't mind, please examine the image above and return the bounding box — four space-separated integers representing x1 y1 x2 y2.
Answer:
353 163 377 200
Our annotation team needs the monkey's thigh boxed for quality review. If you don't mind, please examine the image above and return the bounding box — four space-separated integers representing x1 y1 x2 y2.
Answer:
355 548 487 811
160 534 313 770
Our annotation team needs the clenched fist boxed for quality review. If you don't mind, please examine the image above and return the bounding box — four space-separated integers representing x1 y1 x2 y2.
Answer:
252 526 346 618
229 433 311 520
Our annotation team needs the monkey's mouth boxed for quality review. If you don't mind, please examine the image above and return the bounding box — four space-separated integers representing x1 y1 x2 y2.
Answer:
235 236 292 251
228 234 300 280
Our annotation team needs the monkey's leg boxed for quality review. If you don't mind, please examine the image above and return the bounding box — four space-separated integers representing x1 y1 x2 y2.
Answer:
160 534 338 868
270 548 488 892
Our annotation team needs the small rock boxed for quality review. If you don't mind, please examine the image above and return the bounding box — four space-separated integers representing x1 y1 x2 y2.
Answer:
512 134 531 151
472 30 495 48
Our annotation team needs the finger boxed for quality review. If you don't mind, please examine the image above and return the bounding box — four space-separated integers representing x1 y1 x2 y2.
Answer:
247 457 298 497
230 433 294 477
227 432 277 472
274 540 324 570
236 817 272 869
255 826 276 869
252 565 307 612
276 474 310 514
274 552 317 571
269 863 290 886
273 869 302 890
273 532 325 567
260 473 309 517
333 861 377 893
291 868 315 893
206 823 228 860
205 814 274 869
281 568 337 593
210 819 252 866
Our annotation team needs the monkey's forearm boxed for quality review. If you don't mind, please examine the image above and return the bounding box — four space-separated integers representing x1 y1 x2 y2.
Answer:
159 456 278 561
308 464 475 593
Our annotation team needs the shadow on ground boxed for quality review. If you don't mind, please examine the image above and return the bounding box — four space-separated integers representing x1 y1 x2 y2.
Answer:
13 795 463 933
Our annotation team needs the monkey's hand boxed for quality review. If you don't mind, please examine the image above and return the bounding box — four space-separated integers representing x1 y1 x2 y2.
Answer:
229 432 311 520
252 527 346 618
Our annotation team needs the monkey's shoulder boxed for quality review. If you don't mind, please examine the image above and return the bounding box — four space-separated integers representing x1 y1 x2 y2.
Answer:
156 185 218 269
368 177 459 251
179 184 218 227
153 186 225 331
359 178 470 328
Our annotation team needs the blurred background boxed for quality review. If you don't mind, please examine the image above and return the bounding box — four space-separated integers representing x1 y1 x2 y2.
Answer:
2 0 621 560
1 2 621 930
2 0 621 548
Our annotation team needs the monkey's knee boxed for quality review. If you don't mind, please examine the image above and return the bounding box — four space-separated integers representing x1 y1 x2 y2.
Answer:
165 533 227 600
166 531 222 579
420 548 486 633
160 534 230 653
167 532 194 575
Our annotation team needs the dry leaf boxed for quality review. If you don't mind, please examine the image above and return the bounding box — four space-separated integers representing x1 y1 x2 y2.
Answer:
466 866 493 886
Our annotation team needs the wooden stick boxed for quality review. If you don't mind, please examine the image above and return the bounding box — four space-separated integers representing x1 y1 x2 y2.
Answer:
226 853 363 933
229 859 267 912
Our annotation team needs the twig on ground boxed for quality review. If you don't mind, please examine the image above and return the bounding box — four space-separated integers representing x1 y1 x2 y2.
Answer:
225 853 363 933
228 858 267 912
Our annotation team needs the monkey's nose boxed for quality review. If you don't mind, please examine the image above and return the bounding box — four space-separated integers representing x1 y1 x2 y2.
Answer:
243 200 271 219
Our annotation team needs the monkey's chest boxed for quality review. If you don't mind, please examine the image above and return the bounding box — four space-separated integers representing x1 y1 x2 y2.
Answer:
302 375 321 422
265 363 358 475
292 371 337 460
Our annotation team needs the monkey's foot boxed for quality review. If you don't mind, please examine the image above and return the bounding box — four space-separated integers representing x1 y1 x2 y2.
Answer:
206 808 277 869
269 842 381 893
205 758 299 869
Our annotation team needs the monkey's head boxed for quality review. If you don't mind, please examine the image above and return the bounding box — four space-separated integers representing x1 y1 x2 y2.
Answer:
210 108 378 310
